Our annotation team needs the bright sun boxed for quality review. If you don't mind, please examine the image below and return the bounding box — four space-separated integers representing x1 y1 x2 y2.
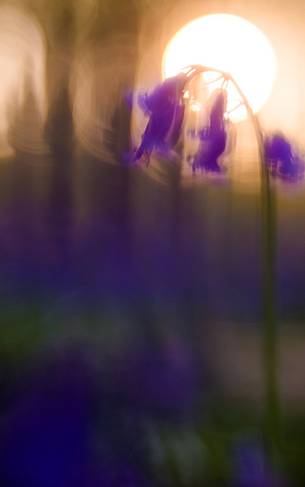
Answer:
163 14 277 122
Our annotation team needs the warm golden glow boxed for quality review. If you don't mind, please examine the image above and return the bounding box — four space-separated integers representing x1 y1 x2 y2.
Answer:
163 14 277 122
0 6 47 157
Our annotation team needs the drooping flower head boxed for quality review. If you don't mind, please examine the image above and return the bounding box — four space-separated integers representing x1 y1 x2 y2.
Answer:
264 133 305 183
132 73 188 164
190 88 228 174
131 65 304 187
209 88 228 133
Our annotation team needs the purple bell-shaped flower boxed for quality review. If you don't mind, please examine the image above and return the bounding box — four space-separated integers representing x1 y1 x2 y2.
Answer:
190 89 228 174
133 73 187 164
264 133 305 183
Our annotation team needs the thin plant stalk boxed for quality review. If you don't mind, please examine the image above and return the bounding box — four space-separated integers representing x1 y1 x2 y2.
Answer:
185 66 280 462
244 96 280 465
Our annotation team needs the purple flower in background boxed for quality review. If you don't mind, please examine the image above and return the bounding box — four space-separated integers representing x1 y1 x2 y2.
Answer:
190 89 228 174
0 350 152 487
264 133 305 183
232 440 286 487
132 73 187 164
105 337 201 420
0 352 92 487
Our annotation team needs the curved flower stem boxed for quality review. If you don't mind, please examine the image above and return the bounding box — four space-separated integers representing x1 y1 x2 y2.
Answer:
184 66 280 464
225 77 280 467
260 159 280 466
249 106 280 467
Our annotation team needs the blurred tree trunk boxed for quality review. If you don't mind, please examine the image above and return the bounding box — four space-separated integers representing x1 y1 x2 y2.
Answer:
43 1 76 262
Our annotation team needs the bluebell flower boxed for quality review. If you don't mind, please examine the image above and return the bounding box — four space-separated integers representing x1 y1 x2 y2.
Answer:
264 133 305 183
104 338 201 420
189 89 228 174
0 351 152 487
132 73 187 164
0 352 92 487
232 439 286 487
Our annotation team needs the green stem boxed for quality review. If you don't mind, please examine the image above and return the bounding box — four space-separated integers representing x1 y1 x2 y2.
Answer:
250 110 280 466
260 146 280 465
184 65 280 462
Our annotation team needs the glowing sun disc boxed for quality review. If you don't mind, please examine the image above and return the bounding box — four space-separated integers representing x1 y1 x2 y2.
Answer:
162 14 277 122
